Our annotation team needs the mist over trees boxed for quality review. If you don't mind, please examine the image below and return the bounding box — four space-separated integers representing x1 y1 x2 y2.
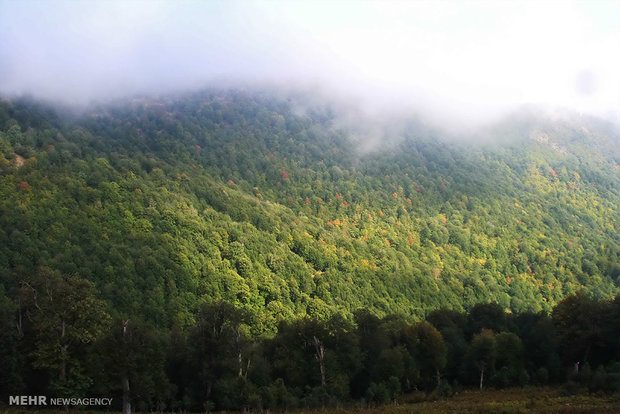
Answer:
0 89 618 409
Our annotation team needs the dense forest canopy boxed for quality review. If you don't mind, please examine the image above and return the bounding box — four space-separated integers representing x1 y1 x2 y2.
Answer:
1 90 618 323
0 89 619 409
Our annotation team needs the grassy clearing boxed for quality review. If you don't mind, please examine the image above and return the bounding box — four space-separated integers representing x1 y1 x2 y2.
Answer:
297 387 620 414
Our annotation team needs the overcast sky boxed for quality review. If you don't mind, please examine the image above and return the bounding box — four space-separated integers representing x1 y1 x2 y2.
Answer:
1 0 619 123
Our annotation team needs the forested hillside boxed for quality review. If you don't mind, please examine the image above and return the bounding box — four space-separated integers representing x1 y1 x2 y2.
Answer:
0 89 619 408
1 90 618 325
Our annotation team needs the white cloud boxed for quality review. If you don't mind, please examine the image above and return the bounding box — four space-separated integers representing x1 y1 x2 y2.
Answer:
0 0 618 122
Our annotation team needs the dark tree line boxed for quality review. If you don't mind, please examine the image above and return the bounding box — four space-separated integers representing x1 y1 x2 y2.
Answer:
1 274 618 411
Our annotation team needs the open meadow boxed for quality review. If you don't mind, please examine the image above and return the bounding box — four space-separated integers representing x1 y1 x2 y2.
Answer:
302 387 620 414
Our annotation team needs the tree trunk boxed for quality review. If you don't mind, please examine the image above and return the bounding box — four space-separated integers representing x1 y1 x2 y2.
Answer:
479 366 484 390
60 320 67 383
313 336 326 389
238 349 243 377
122 377 131 414
122 320 131 414
436 368 441 388
205 382 212 413
16 299 23 337
236 326 244 378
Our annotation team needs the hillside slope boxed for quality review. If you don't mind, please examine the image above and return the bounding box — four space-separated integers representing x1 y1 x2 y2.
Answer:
0 90 618 330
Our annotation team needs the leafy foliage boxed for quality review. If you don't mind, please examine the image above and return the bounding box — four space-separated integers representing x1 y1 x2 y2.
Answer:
0 90 618 409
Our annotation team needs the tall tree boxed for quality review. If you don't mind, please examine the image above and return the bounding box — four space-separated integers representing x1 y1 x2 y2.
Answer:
18 267 110 395
187 301 250 410
97 319 171 414
406 321 447 388
0 285 23 397
467 329 497 390
552 292 610 368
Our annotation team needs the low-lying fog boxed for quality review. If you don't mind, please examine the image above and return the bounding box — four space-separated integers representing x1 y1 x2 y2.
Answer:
1 0 619 129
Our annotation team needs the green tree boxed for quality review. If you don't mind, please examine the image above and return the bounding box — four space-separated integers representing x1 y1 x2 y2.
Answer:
467 329 497 390
494 331 524 386
552 292 611 367
0 285 23 397
19 267 110 395
187 301 251 410
97 319 171 414
467 302 507 338
406 321 447 388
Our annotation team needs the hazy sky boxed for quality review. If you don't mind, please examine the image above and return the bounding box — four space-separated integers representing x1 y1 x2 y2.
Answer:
1 0 619 123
